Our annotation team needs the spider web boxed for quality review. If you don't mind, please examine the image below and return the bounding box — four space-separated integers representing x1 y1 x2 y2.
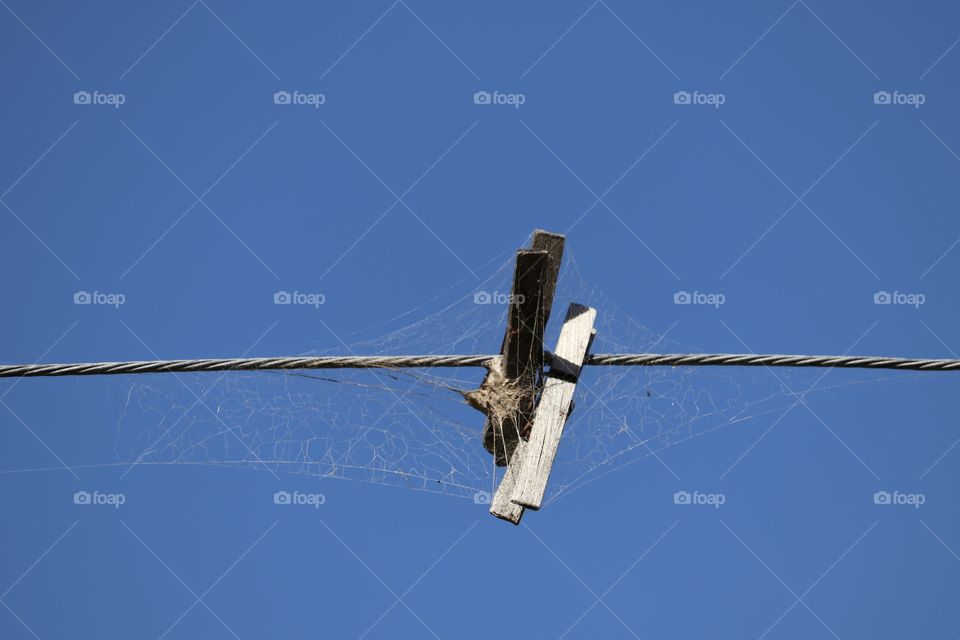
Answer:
114 245 891 502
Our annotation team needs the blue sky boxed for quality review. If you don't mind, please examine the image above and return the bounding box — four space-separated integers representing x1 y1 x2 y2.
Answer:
2 1 960 638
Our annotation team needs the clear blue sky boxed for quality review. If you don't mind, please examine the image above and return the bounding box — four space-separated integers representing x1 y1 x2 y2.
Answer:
2 1 960 638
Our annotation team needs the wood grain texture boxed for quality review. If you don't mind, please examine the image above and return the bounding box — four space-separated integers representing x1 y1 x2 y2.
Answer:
479 249 547 465
512 303 597 510
530 229 565 328
490 443 526 524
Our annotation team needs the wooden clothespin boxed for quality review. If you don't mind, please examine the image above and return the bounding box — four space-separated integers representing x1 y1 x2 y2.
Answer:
469 248 547 468
480 302 596 522
478 231 564 460
466 230 594 524
512 303 596 510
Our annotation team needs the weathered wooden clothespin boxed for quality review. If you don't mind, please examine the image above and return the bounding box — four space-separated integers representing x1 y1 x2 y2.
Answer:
466 230 594 524
512 303 596 510
467 248 547 468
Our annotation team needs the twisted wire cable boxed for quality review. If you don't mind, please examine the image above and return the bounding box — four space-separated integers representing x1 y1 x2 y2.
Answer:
1 352 959 378
0 355 494 378
585 353 960 371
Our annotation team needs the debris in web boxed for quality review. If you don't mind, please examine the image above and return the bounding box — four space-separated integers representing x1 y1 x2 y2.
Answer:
102 240 904 503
